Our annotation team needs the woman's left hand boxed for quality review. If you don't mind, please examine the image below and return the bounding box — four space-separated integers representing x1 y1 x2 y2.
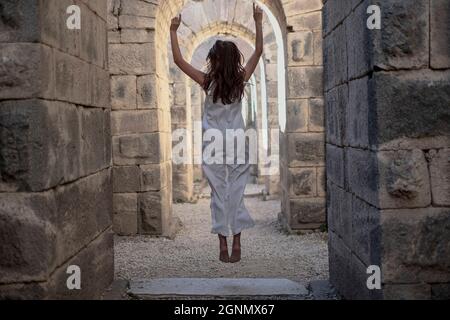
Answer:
171 14 181 31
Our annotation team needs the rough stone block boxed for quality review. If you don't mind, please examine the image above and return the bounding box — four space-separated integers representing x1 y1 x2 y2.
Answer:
287 67 323 99
0 100 65 192
140 162 170 191
430 0 450 68
138 190 171 235
378 149 431 209
0 43 54 100
113 193 138 235
288 11 322 31
0 282 49 300
373 0 429 70
351 195 380 266
284 0 322 16
81 108 108 175
0 0 40 42
107 0 120 30
325 84 347 145
287 31 314 66
374 71 450 146
90 65 110 108
171 106 187 125
53 169 112 265
383 283 431 300
119 15 155 29
0 192 57 283
121 29 155 43
173 82 187 105
104 109 112 165
286 99 308 133
287 133 325 167
290 198 326 226
54 49 90 105
111 110 160 135
109 43 155 75
322 0 353 35
347 76 372 148
81 0 108 21
48 228 114 299
108 30 120 43
429 148 450 206
120 0 156 17
80 5 107 68
346 148 378 207
326 144 344 188
328 231 353 299
316 167 326 197
289 168 316 197
111 75 137 110
323 23 347 90
113 166 140 193
381 208 450 284
173 170 194 202
112 133 161 165
431 283 450 300
313 31 322 65
137 75 158 109
309 98 324 132
345 1 373 80
351 252 383 300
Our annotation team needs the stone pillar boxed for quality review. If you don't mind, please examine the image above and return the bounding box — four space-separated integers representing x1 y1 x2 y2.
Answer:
0 0 113 298
108 0 173 236
324 0 450 299
191 83 203 182
170 64 194 203
279 0 325 231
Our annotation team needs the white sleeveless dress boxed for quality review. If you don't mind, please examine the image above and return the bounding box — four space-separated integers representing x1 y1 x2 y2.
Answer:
201 86 255 236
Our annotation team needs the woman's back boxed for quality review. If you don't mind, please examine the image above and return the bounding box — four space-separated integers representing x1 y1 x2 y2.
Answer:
202 85 245 132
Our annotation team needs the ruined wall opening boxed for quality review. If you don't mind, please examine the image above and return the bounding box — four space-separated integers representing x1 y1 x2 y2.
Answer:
111 0 328 284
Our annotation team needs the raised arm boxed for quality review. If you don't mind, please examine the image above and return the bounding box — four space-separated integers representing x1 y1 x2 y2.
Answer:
170 15 205 86
244 4 264 82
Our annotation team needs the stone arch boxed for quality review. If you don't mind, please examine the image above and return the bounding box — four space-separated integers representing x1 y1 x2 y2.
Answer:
183 29 268 187
109 0 325 237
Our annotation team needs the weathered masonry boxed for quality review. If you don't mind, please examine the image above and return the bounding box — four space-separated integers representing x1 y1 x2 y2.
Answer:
324 0 450 299
0 0 113 298
0 0 448 300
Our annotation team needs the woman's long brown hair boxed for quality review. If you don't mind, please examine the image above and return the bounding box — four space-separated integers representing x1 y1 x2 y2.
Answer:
203 40 246 105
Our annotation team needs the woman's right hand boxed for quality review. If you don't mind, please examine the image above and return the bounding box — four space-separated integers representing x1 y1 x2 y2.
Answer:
253 3 263 24
170 14 181 31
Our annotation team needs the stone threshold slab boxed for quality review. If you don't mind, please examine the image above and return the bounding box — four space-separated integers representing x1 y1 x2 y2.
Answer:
128 278 309 299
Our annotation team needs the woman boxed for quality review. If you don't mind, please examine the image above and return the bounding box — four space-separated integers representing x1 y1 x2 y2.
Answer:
170 4 264 263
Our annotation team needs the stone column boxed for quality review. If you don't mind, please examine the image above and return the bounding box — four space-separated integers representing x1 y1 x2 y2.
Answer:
0 0 113 298
170 64 194 203
108 0 173 236
324 0 450 299
279 0 325 232
191 83 204 182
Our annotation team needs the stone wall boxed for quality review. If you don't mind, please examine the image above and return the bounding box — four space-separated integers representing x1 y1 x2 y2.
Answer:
279 0 326 231
108 0 174 236
324 0 450 299
0 0 113 298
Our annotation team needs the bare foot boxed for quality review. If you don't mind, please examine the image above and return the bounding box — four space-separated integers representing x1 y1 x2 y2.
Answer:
218 234 229 263
229 233 241 263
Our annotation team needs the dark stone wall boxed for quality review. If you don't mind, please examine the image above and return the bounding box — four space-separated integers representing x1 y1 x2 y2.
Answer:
324 0 450 299
0 0 113 299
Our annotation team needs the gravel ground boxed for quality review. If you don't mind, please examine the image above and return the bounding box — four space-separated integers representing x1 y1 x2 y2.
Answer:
115 197 329 285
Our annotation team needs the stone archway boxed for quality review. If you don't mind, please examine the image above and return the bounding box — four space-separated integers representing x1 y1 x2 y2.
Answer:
108 0 326 237
1 0 449 300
